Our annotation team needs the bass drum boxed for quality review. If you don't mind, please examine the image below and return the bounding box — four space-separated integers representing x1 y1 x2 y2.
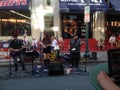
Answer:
49 50 56 62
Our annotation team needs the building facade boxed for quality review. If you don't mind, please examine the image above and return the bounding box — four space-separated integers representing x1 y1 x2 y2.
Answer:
0 0 120 41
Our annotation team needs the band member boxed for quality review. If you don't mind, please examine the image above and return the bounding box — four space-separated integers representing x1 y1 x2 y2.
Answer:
51 36 60 59
69 35 82 68
51 36 59 50
41 33 51 67
31 37 38 50
9 34 26 71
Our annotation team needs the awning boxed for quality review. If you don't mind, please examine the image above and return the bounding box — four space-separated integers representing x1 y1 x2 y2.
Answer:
60 0 108 12
0 0 30 10
109 0 120 11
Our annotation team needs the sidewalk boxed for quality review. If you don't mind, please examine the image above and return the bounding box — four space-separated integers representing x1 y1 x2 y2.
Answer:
0 51 108 90
0 51 108 78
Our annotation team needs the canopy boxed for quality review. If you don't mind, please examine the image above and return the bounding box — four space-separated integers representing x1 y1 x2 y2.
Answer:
109 0 120 11
60 0 108 12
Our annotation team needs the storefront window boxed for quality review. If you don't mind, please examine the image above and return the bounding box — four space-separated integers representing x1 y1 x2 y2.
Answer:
61 13 92 39
0 10 31 36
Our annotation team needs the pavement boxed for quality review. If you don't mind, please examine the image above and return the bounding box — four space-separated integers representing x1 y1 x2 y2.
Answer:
0 51 108 90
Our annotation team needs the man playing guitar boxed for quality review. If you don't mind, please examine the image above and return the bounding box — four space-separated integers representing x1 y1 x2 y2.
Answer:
9 34 27 71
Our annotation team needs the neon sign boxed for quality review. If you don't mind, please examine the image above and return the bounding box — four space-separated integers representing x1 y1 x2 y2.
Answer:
0 0 27 7
0 0 30 9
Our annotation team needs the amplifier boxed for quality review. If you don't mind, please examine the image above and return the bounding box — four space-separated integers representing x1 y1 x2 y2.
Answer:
48 64 64 76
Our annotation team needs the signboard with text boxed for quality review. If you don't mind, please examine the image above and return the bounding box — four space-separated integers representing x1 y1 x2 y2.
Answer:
0 0 30 10
84 6 90 23
60 0 108 12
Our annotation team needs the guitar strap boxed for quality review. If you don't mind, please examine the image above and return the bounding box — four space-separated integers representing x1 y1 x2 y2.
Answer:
17 39 22 49
10 39 23 57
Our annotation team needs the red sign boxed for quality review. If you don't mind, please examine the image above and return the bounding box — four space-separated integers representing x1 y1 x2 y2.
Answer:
0 0 27 7
0 0 30 9
84 6 90 23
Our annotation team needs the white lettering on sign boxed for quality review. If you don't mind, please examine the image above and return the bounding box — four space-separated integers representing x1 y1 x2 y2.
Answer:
0 0 27 7
60 0 78 3
61 0 103 3
90 0 103 3
80 0 85 3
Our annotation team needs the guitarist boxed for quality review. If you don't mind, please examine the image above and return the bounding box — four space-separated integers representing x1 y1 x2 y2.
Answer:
69 34 82 68
9 34 27 71
41 33 51 67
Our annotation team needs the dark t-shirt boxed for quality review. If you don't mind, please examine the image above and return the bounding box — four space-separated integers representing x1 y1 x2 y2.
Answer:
9 39 24 49
70 38 81 52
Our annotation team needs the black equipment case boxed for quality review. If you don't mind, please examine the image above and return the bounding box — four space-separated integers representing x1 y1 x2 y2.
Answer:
48 64 64 76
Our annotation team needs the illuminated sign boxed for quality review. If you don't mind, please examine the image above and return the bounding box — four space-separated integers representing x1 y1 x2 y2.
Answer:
60 0 104 4
0 0 30 9
60 0 108 12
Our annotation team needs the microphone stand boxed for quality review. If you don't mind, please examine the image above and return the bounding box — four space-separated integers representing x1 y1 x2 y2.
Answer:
9 36 12 75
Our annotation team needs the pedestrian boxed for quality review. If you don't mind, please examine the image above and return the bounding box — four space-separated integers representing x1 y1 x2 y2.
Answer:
109 34 117 48
97 39 105 50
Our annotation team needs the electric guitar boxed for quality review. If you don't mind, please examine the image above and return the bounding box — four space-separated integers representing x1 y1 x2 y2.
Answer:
10 45 30 57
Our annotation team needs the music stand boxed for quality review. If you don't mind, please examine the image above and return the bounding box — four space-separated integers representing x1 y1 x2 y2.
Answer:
24 51 35 75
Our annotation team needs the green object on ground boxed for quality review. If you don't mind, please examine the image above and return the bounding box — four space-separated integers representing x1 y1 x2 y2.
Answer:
89 62 108 90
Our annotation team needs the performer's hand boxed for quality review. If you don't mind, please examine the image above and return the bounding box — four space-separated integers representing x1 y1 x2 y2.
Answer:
40 42 46 48
15 49 20 52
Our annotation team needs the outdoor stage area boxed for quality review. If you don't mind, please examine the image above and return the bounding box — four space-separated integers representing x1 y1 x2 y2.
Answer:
0 51 107 79
0 51 108 90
